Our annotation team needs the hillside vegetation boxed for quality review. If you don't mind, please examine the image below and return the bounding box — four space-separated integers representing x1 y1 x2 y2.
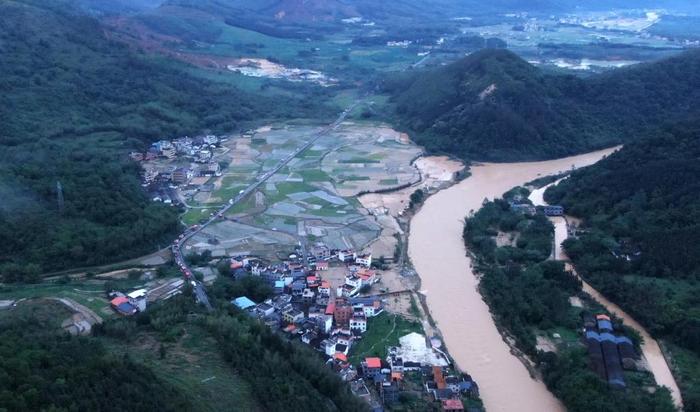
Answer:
545 121 700 410
384 48 700 161
0 0 328 277
0 300 192 411
463 191 675 412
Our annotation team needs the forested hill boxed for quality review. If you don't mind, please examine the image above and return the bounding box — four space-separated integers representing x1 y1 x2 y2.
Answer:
0 0 327 278
383 48 700 161
544 121 700 410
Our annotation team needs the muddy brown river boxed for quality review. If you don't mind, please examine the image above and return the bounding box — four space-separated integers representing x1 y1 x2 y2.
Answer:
408 147 619 412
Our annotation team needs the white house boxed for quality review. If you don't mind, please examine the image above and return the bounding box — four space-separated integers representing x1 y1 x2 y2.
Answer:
355 253 372 268
350 315 367 333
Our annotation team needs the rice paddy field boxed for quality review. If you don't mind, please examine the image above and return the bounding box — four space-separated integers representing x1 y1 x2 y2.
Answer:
183 122 424 261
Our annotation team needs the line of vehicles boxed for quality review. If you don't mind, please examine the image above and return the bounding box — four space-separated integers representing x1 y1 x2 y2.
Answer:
170 101 360 309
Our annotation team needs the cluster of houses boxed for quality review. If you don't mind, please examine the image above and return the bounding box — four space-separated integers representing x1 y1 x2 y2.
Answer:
583 312 639 388
108 289 148 316
226 247 481 410
228 245 382 352
355 332 479 409
130 135 226 189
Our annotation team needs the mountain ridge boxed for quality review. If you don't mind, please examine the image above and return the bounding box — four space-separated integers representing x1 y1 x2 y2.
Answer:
384 48 700 161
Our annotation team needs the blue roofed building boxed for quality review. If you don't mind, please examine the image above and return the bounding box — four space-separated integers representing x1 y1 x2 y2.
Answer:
232 296 256 310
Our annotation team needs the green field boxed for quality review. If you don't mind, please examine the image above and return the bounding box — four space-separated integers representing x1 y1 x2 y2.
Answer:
349 312 423 366
182 208 211 226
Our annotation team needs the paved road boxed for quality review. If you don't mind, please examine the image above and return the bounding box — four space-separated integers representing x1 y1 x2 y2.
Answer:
172 102 360 310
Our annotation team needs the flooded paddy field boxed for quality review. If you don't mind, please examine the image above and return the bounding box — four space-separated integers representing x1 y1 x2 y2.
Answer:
185 122 430 263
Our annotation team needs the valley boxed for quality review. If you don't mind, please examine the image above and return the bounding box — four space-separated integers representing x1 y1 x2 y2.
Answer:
1 1 699 411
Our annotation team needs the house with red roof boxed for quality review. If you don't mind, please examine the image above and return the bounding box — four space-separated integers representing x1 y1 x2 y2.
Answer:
442 399 464 411
362 357 382 380
110 296 137 316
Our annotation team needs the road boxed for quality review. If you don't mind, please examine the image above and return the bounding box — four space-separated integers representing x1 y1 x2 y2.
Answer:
172 102 361 310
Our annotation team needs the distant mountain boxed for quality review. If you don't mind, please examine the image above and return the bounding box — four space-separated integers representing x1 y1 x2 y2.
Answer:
163 0 699 26
384 48 700 161
0 0 328 275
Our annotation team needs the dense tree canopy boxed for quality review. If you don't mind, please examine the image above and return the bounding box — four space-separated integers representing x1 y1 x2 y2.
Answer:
0 301 191 412
384 48 700 161
545 121 700 410
463 193 676 412
0 0 331 276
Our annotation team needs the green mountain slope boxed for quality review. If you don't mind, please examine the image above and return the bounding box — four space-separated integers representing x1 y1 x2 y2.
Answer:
0 300 192 411
0 0 328 277
384 48 700 161
544 121 700 410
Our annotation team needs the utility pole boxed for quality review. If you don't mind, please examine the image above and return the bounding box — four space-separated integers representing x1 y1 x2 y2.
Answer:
56 181 65 214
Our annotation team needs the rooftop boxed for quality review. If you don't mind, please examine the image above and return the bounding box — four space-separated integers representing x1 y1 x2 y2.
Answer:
232 296 256 310
365 357 381 368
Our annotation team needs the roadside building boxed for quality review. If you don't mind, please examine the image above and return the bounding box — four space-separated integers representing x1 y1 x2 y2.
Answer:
161 146 177 159
127 289 148 312
172 167 192 185
311 243 331 261
338 249 356 263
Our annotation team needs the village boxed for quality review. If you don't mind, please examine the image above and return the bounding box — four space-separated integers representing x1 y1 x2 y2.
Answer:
105 239 481 411
108 122 482 410
129 133 227 207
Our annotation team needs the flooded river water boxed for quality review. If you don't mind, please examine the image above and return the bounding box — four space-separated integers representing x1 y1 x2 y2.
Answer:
408 147 618 412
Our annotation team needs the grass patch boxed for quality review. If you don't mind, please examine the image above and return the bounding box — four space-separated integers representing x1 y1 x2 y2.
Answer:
182 208 209 226
379 178 399 185
339 157 381 164
666 342 700 409
226 195 257 215
298 169 330 182
265 181 316 204
0 281 115 316
349 312 422 366
298 149 325 158
338 175 371 181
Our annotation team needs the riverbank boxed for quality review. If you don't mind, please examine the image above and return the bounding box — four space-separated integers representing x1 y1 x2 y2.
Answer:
530 178 683 408
408 147 619 412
